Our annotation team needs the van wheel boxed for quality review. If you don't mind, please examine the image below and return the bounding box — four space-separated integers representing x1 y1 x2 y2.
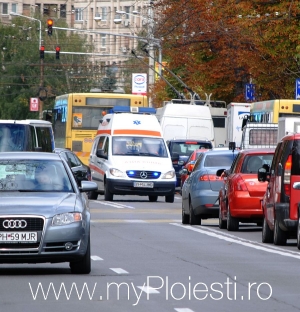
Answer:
274 218 287 245
165 194 174 203
88 190 98 200
262 217 273 243
227 205 239 231
104 182 113 201
149 195 158 202
297 218 300 250
189 201 201 225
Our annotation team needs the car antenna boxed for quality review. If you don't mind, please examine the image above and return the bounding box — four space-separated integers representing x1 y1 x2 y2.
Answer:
131 49 186 101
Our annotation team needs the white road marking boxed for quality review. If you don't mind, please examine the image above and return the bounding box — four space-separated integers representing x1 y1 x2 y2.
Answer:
137 286 160 294
91 201 135 209
171 223 300 260
91 255 103 261
174 309 195 312
110 268 129 274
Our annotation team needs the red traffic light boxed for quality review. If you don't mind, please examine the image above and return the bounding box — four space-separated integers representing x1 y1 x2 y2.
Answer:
40 45 45 59
40 46 45 51
55 46 60 59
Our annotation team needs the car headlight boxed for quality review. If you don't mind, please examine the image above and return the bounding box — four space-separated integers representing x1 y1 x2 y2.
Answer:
109 168 126 177
52 212 82 226
161 170 175 179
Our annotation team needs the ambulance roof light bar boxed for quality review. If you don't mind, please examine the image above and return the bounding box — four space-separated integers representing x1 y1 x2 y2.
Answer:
108 106 156 114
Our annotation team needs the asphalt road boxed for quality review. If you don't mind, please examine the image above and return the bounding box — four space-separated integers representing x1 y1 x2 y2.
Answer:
1 194 300 312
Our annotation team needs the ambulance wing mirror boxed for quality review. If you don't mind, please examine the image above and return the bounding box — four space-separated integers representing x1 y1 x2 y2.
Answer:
96 149 108 159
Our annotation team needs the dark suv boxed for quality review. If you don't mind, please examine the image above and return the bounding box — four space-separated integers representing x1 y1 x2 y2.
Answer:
167 139 213 188
258 133 300 247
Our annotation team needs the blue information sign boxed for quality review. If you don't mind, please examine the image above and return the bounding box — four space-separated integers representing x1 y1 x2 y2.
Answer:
245 84 255 101
295 79 300 100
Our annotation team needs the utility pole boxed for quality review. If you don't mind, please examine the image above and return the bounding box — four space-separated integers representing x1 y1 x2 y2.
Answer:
148 0 155 107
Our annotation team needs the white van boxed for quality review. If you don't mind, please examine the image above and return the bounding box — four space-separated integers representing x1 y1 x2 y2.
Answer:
88 106 176 202
0 120 54 152
156 103 215 145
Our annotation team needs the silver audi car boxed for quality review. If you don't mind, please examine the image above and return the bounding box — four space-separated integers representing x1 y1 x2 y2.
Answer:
0 152 98 274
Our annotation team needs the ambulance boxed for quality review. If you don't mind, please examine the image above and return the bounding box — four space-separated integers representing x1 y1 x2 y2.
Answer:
88 106 176 202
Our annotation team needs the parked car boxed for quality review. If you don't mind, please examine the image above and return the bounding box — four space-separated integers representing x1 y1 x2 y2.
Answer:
167 139 213 188
258 133 300 247
54 148 91 186
0 152 98 273
217 148 274 231
182 149 238 225
179 149 210 191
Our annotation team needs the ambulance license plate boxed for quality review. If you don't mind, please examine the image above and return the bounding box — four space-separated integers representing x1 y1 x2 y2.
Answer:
134 182 154 188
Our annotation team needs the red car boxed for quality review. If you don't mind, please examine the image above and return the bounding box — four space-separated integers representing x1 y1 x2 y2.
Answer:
179 149 210 190
217 148 275 231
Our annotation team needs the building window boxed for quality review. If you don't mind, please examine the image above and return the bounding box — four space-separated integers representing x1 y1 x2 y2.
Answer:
11 3 17 13
101 35 106 48
75 8 83 21
101 7 107 21
2 3 8 14
60 4 66 18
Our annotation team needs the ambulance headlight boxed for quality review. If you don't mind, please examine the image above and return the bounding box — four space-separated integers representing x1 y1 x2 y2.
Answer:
162 170 175 179
110 168 126 177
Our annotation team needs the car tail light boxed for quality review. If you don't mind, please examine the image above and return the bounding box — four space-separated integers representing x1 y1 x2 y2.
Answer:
235 175 248 191
284 155 292 196
199 174 221 181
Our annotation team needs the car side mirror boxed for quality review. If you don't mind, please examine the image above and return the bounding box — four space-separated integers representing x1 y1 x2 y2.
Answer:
216 168 227 177
258 167 270 182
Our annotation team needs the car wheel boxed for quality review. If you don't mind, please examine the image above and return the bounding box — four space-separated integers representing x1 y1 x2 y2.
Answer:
149 195 158 202
165 194 174 203
227 205 239 231
297 217 300 250
273 218 287 246
189 201 201 225
104 181 113 201
182 204 189 224
219 206 227 229
262 216 273 243
70 237 91 274
88 190 98 200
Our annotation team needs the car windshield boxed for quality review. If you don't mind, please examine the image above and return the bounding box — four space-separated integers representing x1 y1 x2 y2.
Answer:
171 142 212 156
0 160 73 192
112 137 168 157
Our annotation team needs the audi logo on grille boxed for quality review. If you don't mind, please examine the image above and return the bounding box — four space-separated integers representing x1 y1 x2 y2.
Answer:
3 219 27 229
140 171 148 179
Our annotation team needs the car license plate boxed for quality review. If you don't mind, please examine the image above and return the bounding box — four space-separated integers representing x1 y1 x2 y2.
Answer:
133 182 154 188
0 232 37 242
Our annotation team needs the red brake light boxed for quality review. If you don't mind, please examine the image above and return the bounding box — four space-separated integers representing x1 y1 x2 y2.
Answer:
187 164 194 171
235 175 248 191
199 174 221 181
284 155 292 196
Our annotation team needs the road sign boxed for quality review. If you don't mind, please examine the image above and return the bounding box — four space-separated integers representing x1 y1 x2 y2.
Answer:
132 73 147 95
245 84 255 101
295 79 300 100
30 97 39 111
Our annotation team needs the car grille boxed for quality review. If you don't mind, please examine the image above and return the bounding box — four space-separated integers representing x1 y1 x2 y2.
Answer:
0 216 44 253
126 170 161 179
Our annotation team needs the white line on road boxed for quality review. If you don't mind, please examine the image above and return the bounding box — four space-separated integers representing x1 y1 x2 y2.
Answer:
110 268 129 274
91 201 135 209
171 223 300 260
174 309 195 312
91 256 103 261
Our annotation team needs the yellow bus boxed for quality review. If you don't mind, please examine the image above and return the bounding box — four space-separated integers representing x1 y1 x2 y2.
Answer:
52 92 148 164
250 99 300 123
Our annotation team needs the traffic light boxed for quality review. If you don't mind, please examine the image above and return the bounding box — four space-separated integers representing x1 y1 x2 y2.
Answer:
55 46 60 59
40 46 45 59
47 19 53 36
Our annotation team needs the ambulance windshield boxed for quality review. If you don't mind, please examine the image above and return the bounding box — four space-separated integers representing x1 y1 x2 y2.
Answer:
112 137 168 157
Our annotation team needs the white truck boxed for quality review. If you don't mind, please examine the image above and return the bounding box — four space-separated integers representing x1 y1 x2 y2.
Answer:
278 117 300 141
227 102 251 147
155 103 215 145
